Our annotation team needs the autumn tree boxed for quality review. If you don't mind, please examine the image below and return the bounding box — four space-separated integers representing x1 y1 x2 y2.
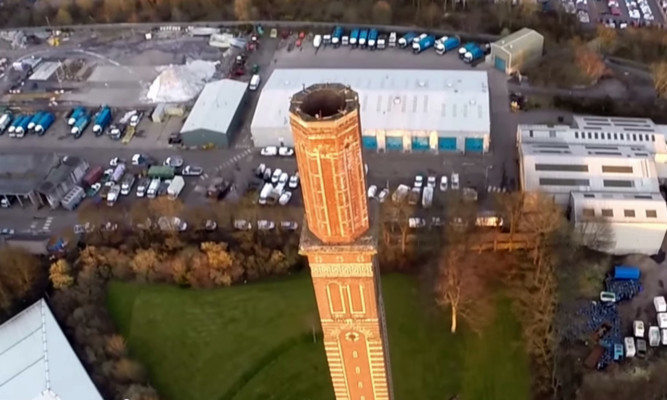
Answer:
371 0 392 24
105 334 127 358
435 239 491 333
573 40 606 82
200 242 243 286
234 0 257 21
131 248 161 282
0 247 43 313
50 259 74 289
650 62 667 99
380 200 415 255
113 358 146 383
595 25 617 53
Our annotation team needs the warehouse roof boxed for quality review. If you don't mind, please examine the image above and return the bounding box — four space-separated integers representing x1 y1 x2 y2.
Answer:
252 68 490 134
492 28 543 51
181 79 247 135
0 299 104 400
0 153 60 195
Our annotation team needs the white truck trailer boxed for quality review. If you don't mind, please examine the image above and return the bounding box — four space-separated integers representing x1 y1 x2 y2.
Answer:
167 176 185 200
107 185 121 207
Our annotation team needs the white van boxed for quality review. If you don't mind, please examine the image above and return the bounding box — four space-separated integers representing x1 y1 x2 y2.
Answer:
147 178 161 199
654 296 667 312
388 32 397 47
249 74 261 91
634 320 645 337
624 337 636 357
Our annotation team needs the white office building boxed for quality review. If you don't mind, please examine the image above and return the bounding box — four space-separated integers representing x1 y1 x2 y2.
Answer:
251 68 490 153
518 115 667 255
569 192 667 255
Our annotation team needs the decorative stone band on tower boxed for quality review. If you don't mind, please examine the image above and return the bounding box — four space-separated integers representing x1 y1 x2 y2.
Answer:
289 84 369 244
291 83 394 400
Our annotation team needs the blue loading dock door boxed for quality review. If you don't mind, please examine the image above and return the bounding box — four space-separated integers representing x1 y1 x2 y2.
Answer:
412 136 430 151
465 138 484 153
494 56 507 72
386 136 403 151
362 136 378 150
438 137 457 151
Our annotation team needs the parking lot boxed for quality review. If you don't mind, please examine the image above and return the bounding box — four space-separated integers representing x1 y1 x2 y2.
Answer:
0 26 537 237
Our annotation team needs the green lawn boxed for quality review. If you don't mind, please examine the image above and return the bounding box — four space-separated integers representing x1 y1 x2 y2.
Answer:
107 274 530 400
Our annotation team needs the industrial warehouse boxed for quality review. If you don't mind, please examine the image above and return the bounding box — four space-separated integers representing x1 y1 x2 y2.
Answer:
517 115 667 255
251 68 491 153
179 79 248 148
487 28 544 75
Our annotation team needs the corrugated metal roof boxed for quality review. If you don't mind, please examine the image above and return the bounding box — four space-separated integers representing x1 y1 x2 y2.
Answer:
0 299 104 400
571 191 667 223
180 79 247 135
251 68 490 134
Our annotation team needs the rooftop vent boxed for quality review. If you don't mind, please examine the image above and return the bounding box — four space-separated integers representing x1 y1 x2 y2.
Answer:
469 99 476 105
418 80 426 87
393 96 401 104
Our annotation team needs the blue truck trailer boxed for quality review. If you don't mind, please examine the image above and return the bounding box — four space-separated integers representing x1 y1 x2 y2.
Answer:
92 106 112 135
464 45 485 63
368 29 379 48
359 29 369 47
67 106 86 126
27 111 45 131
35 112 55 135
14 114 31 136
436 36 461 55
398 32 418 48
413 35 436 53
71 115 90 137
614 266 641 280
7 114 24 136
459 42 478 58
331 26 344 47
350 29 360 46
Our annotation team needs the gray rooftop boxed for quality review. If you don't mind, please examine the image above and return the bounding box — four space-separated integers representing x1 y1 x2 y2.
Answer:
0 299 104 400
37 155 85 195
180 79 247 135
0 153 59 194
252 68 491 134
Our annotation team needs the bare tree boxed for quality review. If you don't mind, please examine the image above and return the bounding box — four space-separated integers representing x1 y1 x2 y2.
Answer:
650 62 667 99
380 201 416 255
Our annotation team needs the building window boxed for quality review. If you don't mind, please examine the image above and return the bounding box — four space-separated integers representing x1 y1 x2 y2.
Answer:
601 165 633 173
583 194 595 198
624 209 636 217
534 164 588 172
603 179 634 188
647 210 658 218
352 351 359 358
588 132 592 139
529 130 533 138
633 134 637 141
614 133 618 140
575 132 579 139
539 178 590 186
601 209 614 217
639 135 643 141
652 135 656 142
358 382 363 389
620 134 624 140
635 195 653 199
594 133 599 139
355 367 361 374
582 208 595 217
549 130 556 138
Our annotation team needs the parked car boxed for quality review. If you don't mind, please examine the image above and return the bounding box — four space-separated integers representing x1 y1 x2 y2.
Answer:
109 157 123 166
205 220 218 231
414 175 424 189
368 185 378 198
129 111 143 127
279 172 289 184
378 188 389 203
257 220 275 230
408 217 426 229
289 173 300 189
313 34 322 48
233 219 252 230
280 221 299 231
164 156 184 168
279 191 292 206
182 165 203 176
279 147 294 157
440 176 448 191
255 163 266 177
261 146 278 156
427 176 436 188
271 168 283 184
0 228 15 235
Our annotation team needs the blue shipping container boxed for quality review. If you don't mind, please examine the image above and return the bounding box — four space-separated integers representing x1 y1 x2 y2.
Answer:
614 266 640 280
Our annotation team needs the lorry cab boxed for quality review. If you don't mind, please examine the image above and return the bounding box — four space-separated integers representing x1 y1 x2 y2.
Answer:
359 29 369 47
350 29 360 46
341 35 349 46
249 74 261 91
398 32 417 48
413 33 427 46
459 42 477 58
377 34 387 49
388 32 397 47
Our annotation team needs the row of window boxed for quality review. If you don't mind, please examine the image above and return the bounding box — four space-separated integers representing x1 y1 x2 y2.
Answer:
573 131 656 142
582 208 658 218
582 193 655 200
534 164 634 174
538 178 635 187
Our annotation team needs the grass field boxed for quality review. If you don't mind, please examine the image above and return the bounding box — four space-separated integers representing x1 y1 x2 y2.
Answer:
107 273 530 400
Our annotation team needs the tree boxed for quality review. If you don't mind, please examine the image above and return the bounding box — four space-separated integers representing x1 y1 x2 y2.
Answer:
371 0 392 24
234 0 257 21
572 216 615 253
380 201 415 255
595 25 617 53
200 242 243 286
650 62 667 99
113 358 146 383
55 6 73 25
0 247 43 313
105 334 127 358
131 249 160 282
122 384 160 400
573 41 606 82
435 239 491 333
148 197 183 219
494 192 525 246
50 259 74 289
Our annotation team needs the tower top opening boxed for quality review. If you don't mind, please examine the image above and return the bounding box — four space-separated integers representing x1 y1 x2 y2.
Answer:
301 89 346 119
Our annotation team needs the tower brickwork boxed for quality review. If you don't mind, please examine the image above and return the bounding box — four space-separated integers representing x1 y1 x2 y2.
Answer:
290 83 394 400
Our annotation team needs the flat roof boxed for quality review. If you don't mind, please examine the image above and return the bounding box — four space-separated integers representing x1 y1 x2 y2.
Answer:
493 28 543 50
181 79 247 135
0 299 104 400
37 155 86 195
520 142 657 158
252 68 490 134
0 153 60 195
